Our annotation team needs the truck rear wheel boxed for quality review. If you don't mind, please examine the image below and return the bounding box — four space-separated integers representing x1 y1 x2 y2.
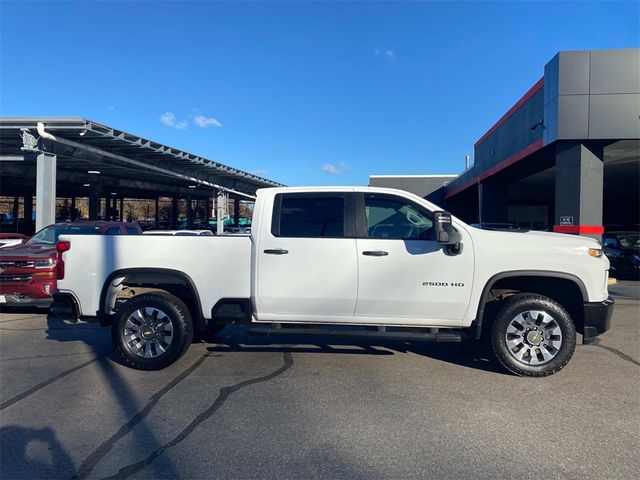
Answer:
112 292 193 370
491 294 576 377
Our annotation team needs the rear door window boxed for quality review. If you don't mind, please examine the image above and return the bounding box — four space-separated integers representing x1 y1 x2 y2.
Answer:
105 227 122 235
274 195 346 238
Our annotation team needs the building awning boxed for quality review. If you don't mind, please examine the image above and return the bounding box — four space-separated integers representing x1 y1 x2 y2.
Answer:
0 117 284 199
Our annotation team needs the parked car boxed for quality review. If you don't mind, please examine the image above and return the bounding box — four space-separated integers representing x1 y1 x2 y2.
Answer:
53 187 612 376
602 231 640 279
224 226 251 234
0 233 28 249
0 222 141 308
143 230 213 236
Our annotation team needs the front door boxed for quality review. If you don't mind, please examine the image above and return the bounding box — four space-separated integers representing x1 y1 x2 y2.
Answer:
255 192 358 323
354 192 473 326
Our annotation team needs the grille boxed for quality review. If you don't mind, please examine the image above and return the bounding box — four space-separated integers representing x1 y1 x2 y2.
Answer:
0 261 35 269
0 274 33 282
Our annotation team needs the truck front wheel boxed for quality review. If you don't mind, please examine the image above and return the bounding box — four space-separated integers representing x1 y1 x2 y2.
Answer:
491 294 576 377
112 292 193 370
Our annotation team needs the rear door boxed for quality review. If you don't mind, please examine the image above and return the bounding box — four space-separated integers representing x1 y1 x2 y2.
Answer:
255 192 358 322
354 192 473 326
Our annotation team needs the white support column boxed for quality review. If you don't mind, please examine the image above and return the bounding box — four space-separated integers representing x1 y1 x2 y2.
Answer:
216 191 228 235
35 152 56 231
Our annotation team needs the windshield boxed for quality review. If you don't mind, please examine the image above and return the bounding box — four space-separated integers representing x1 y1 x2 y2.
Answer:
27 225 101 246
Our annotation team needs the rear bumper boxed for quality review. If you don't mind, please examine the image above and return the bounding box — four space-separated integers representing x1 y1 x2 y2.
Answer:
50 292 80 320
582 296 614 344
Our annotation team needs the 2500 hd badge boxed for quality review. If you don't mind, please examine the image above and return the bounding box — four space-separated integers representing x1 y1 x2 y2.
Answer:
422 281 465 287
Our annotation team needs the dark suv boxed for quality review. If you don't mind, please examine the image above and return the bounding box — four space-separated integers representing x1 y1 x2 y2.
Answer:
0 222 142 308
602 231 640 280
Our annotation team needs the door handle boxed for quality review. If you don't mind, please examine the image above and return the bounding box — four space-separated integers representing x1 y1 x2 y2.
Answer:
264 248 289 255
362 250 388 256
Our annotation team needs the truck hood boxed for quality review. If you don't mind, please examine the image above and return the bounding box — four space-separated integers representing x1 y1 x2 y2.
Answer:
0 244 56 260
468 226 601 252
511 229 599 245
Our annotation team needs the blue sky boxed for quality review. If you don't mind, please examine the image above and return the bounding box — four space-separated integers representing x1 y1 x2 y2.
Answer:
1 1 638 186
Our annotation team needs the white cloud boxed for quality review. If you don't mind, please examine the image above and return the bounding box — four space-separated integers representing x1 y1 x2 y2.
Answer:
159 112 175 126
251 169 269 177
375 48 396 62
159 112 188 129
193 115 222 128
321 162 350 175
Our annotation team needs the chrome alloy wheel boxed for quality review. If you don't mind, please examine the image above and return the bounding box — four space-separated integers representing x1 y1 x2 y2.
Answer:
123 307 174 358
505 310 563 366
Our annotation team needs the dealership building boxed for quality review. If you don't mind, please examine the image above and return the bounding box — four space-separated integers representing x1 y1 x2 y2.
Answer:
372 49 640 238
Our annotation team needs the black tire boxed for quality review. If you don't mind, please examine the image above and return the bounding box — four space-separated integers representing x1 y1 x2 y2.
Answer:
491 294 576 377
111 291 193 370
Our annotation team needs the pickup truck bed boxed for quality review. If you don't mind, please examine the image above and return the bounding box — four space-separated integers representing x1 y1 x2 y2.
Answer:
62 235 251 319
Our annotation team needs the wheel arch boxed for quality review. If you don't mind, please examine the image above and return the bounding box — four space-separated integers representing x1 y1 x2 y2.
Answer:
473 270 587 339
99 268 206 331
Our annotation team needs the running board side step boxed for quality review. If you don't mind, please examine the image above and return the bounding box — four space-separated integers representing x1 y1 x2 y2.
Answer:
246 327 462 343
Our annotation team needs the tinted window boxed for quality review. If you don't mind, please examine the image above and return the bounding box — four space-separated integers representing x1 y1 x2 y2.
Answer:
106 227 122 235
126 227 140 235
278 196 344 238
364 195 432 239
28 225 100 245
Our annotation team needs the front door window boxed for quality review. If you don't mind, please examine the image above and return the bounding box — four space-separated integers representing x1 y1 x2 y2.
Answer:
364 194 432 240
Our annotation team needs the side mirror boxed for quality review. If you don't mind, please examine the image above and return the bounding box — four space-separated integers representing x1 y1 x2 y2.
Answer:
432 211 462 245
433 211 461 245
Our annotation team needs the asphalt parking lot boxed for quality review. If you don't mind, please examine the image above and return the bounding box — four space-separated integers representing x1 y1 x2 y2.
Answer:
1 282 638 480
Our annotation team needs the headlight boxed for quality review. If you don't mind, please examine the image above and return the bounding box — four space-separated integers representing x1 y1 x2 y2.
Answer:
34 258 55 268
588 248 603 258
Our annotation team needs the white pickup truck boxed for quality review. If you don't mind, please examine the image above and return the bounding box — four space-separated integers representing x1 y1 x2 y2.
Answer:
53 187 613 376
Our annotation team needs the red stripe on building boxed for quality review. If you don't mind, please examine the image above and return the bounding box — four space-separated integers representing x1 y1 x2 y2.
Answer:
444 139 544 199
552 225 605 234
474 77 544 149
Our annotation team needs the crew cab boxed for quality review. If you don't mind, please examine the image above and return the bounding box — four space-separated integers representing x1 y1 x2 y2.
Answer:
53 187 613 376
0 221 142 307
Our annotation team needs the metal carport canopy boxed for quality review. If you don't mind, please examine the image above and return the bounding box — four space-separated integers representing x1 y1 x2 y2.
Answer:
0 117 284 200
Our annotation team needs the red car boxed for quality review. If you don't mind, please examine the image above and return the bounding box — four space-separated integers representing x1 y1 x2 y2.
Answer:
0 222 142 308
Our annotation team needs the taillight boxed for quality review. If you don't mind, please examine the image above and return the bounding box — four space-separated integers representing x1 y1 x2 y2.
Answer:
56 241 71 280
